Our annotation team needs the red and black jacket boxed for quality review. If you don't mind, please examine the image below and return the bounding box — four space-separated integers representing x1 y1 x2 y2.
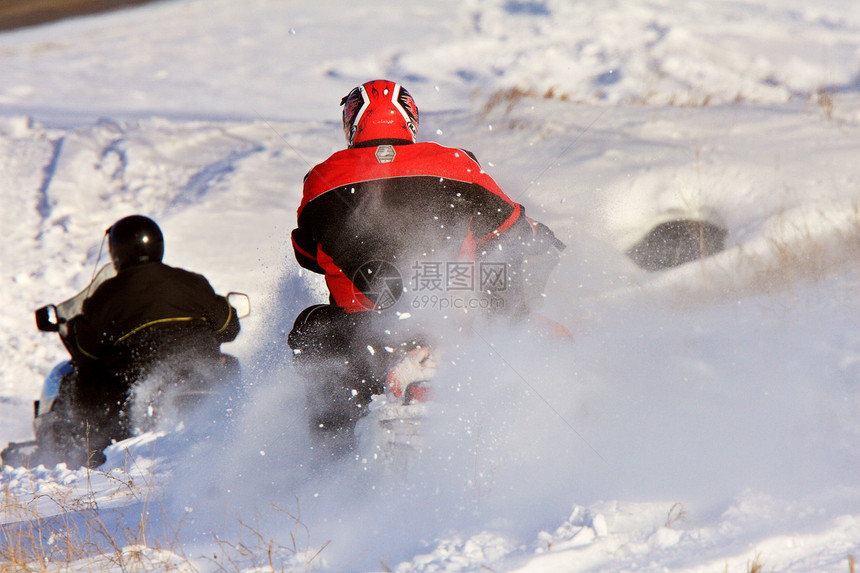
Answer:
292 140 551 313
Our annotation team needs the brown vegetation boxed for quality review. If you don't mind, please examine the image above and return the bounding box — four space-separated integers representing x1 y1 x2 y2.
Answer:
0 0 157 32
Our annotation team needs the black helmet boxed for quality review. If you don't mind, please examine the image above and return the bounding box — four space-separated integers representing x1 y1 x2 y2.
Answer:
108 215 164 271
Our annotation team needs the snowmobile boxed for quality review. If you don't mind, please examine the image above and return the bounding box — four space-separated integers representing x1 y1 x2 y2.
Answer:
354 313 571 472
1 264 250 469
355 344 435 471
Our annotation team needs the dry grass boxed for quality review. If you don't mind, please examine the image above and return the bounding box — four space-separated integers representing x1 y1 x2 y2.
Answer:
481 86 569 115
2 473 330 572
0 461 187 571
747 553 765 573
205 499 330 572
481 80 846 123
721 552 859 573
817 89 836 121
0 0 158 32
759 203 860 294
664 503 687 528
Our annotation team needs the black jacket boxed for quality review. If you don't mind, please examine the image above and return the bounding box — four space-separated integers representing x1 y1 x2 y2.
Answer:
66 262 239 393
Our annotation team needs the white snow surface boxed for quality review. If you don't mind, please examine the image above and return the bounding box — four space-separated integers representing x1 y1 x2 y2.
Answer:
1 0 860 571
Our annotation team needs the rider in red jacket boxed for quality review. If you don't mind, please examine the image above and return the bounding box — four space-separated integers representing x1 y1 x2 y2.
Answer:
289 80 564 445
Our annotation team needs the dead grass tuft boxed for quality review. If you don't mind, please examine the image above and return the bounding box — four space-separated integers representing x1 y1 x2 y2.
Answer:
748 552 765 573
817 89 835 121
206 498 330 572
665 503 687 528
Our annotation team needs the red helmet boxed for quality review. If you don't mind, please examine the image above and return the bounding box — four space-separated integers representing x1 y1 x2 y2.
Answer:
341 80 419 148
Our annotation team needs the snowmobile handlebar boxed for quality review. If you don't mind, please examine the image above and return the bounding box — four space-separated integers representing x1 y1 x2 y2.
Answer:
34 304 61 332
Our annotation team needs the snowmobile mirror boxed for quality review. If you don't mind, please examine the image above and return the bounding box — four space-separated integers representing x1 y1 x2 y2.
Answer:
34 305 61 332
227 292 251 319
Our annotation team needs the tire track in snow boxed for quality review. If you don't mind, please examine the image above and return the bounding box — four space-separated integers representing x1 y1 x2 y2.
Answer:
169 138 265 209
34 134 66 241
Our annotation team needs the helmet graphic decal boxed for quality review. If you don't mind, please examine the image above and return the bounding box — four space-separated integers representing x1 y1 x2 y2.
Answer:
341 85 369 147
396 86 419 131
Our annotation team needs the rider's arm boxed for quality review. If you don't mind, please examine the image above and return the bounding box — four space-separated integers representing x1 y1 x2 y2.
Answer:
476 207 566 316
291 227 324 274
210 295 240 344
64 314 105 364
188 273 241 344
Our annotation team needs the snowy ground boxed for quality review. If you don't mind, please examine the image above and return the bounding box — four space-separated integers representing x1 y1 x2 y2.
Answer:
1 0 860 571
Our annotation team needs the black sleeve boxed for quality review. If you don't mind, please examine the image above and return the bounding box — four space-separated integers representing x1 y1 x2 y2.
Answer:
197 279 241 344
291 227 325 274
491 209 566 255
179 269 241 344
213 299 241 344
480 210 565 316
64 314 105 364
527 218 566 251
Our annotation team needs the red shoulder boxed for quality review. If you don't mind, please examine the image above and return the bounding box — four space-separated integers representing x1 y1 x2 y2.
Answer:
299 142 517 212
